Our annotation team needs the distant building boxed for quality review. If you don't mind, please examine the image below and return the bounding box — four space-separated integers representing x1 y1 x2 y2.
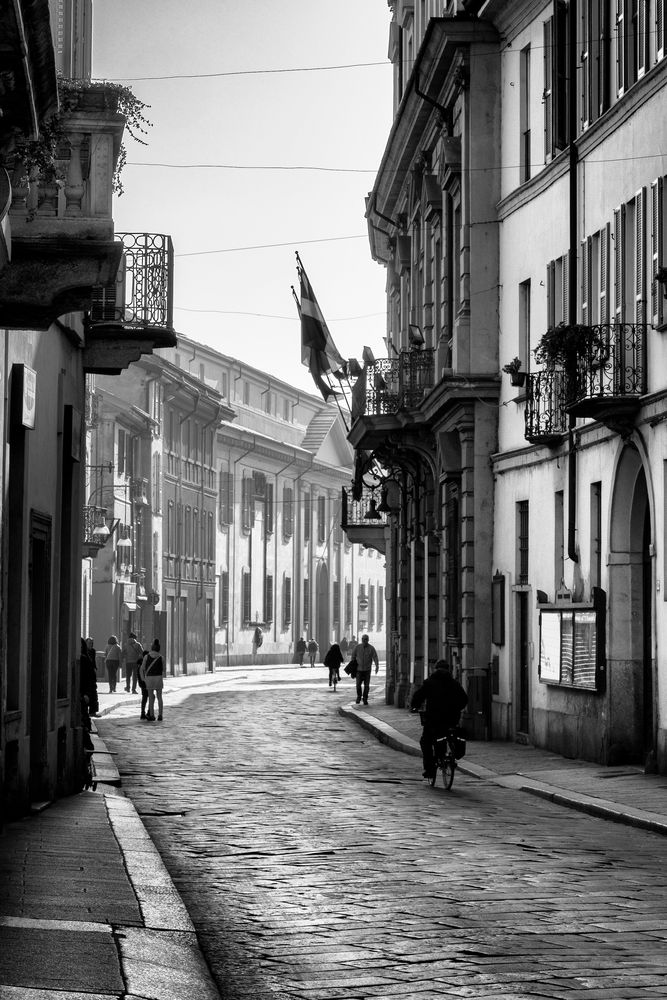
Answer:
85 338 386 672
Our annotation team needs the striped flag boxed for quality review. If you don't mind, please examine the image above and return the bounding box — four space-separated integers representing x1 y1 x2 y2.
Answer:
295 254 346 401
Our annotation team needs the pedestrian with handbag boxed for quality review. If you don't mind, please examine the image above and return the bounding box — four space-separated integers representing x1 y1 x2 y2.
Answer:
105 635 121 693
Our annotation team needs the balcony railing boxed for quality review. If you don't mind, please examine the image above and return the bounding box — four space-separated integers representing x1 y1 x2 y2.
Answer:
364 348 435 417
524 369 569 443
90 232 174 332
570 322 646 414
342 486 388 528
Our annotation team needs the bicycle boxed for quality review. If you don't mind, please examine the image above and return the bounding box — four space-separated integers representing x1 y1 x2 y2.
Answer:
429 729 457 790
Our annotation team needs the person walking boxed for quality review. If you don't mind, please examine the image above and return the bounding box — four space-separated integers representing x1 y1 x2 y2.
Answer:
307 637 319 668
352 634 379 705
411 659 468 780
339 636 349 659
323 643 344 691
296 636 307 667
80 638 99 718
123 632 144 693
141 639 164 721
105 635 121 694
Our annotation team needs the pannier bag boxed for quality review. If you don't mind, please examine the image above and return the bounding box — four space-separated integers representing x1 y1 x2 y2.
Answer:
450 727 467 760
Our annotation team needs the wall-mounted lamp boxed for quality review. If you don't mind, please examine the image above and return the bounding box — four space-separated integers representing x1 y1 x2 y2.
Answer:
408 324 425 348
363 497 381 520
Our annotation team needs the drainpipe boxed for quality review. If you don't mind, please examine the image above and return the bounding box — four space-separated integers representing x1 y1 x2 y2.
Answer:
567 0 579 564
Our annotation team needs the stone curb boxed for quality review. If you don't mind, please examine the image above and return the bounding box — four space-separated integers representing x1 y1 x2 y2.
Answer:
339 701 667 838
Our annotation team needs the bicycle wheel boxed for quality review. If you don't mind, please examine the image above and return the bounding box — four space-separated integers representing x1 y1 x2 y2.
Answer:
441 754 455 790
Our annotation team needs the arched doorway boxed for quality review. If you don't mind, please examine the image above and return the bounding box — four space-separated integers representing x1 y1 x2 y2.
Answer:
608 445 654 765
315 561 330 657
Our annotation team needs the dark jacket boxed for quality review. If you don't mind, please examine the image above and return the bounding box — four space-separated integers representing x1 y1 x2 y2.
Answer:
411 667 468 729
324 645 344 668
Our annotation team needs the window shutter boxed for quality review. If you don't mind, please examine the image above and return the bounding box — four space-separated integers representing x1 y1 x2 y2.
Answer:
651 178 664 327
543 18 554 160
616 0 625 95
635 187 647 325
638 0 648 76
265 482 274 535
658 0 666 61
264 574 274 624
581 237 592 325
283 575 292 629
553 1 569 149
561 252 570 324
600 223 610 324
613 206 625 323
221 571 229 626
547 260 556 328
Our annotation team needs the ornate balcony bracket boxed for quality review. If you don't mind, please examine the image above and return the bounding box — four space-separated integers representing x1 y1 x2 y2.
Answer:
567 398 641 440
0 237 122 328
82 334 173 375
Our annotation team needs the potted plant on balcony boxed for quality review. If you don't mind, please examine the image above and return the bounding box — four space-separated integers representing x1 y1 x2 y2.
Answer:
533 322 606 368
58 78 152 196
501 357 526 387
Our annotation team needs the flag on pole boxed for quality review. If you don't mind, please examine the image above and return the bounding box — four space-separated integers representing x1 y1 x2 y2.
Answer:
295 253 346 402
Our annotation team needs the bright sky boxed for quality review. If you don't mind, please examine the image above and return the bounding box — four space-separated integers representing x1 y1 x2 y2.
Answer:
91 0 393 394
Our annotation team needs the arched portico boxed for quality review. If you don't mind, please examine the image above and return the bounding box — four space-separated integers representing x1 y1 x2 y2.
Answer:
607 443 654 765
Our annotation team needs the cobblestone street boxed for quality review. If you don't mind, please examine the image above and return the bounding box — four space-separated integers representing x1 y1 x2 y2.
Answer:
98 674 667 999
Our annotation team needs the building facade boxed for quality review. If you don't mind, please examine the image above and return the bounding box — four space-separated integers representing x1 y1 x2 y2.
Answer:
348 0 667 768
84 339 387 674
162 337 387 667
0 0 175 817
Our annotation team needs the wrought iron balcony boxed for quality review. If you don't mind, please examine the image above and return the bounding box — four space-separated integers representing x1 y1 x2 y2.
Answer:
90 233 174 332
364 348 435 416
569 322 646 431
524 369 568 444
341 486 387 554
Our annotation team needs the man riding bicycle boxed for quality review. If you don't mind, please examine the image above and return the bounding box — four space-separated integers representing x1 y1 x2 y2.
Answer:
411 659 468 780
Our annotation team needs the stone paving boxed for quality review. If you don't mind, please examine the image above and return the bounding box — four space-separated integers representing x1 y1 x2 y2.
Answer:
97 673 667 1000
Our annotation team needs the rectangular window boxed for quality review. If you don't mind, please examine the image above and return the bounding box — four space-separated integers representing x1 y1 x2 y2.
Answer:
221 570 229 625
345 582 353 628
614 204 626 323
283 575 292 629
520 45 531 183
517 500 529 585
554 491 564 594
590 482 602 591
369 584 376 630
303 578 310 628
283 398 290 421
242 570 251 626
265 482 274 535
635 186 647 325
241 476 255 533
651 178 665 328
117 428 126 475
242 381 250 405
282 486 294 539
264 574 274 624
519 279 531 372
378 585 384 629
152 453 162 513
219 469 233 526
553 0 569 150
333 580 340 626
543 16 554 161
303 492 311 542
317 495 326 544
599 222 611 323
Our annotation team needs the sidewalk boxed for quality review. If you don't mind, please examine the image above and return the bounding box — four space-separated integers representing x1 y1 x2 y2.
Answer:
340 693 667 837
3 667 667 997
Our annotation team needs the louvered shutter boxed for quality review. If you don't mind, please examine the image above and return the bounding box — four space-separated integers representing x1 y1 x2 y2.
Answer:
658 0 666 61
543 18 553 160
616 0 625 95
651 178 664 327
547 260 556 328
600 223 610 324
635 187 647 326
613 206 625 323
561 253 570 324
581 237 592 325
638 0 648 77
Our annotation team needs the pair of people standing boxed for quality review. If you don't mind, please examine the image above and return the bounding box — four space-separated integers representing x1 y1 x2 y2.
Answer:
139 640 164 721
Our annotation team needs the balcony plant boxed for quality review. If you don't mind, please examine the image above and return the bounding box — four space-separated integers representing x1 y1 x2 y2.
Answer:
501 356 526 387
533 322 605 368
58 78 152 196
7 78 152 200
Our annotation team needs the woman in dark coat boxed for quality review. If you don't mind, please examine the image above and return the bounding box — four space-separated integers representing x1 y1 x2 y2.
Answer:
323 643 344 692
